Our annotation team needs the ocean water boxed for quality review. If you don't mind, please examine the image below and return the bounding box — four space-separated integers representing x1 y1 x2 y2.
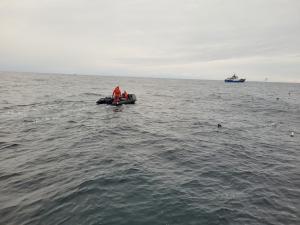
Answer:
0 72 299 225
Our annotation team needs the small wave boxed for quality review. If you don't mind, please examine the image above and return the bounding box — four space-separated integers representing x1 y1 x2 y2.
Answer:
66 120 77 124
81 92 100 96
208 93 222 99
0 172 23 181
0 143 20 150
0 103 40 110
22 127 37 132
52 99 85 104
23 119 36 123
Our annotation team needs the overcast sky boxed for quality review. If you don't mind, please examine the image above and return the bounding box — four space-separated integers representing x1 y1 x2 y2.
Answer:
1 0 300 82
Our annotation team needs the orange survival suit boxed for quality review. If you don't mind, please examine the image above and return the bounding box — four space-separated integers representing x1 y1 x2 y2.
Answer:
112 86 121 103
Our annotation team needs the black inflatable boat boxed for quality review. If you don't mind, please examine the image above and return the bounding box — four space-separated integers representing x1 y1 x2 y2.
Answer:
96 94 137 105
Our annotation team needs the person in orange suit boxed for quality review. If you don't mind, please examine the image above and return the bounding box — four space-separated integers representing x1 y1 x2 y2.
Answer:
112 86 121 103
122 90 129 100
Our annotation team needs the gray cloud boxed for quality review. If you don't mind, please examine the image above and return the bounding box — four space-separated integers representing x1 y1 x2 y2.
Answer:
0 0 300 82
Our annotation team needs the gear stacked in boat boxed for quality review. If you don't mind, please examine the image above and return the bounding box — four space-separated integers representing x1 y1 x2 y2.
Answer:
97 94 137 105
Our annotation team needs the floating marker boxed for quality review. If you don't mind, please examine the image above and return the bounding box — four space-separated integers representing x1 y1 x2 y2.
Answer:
290 132 294 137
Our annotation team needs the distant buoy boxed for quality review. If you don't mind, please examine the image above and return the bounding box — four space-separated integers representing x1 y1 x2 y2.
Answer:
218 124 222 128
290 132 294 137
276 97 280 101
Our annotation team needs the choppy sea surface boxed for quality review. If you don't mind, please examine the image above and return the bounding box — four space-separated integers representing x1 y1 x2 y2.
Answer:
0 72 299 225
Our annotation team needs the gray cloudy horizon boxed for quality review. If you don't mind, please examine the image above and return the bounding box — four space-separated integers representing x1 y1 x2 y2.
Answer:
1 0 300 82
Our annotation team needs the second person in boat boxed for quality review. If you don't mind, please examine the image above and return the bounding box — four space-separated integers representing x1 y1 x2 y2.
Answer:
122 90 129 100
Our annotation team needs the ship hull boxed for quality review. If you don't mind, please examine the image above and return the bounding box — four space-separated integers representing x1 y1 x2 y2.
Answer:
225 79 246 83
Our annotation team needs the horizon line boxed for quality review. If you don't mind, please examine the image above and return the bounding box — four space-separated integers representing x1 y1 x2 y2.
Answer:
0 69 299 84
